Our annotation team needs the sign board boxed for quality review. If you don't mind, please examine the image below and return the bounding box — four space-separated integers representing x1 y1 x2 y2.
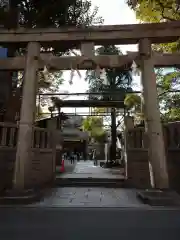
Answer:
0 48 8 58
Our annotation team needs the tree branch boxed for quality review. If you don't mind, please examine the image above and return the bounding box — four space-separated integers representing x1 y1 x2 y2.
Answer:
156 0 177 21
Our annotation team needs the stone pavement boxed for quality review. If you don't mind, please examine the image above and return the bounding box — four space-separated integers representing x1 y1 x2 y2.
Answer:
58 160 124 179
33 187 147 208
1 207 180 240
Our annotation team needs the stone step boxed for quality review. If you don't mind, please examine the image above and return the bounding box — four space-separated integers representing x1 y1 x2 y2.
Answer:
55 178 126 188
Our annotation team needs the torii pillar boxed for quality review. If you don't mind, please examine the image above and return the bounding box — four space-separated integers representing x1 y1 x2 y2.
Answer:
139 38 169 189
13 42 40 190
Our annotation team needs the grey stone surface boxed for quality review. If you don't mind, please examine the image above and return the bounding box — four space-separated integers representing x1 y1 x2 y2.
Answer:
36 160 147 208
32 187 147 208
0 207 180 240
1 161 180 239
58 160 124 179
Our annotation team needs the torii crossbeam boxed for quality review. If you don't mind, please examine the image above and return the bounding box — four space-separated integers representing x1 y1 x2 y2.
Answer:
0 52 180 70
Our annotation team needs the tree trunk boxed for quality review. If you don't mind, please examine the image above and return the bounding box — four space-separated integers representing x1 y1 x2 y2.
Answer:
110 108 117 162
57 108 62 130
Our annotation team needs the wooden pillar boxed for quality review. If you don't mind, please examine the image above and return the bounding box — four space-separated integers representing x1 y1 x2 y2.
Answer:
139 38 169 189
13 42 40 190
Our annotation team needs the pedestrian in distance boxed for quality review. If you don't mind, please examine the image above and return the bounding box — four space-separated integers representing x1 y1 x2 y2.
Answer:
70 152 75 164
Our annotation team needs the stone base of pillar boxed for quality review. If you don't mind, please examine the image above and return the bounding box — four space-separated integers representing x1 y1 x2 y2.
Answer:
137 189 180 206
126 149 151 189
0 187 52 205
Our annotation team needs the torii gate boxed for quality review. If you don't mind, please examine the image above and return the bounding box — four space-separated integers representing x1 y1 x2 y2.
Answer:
1 21 180 190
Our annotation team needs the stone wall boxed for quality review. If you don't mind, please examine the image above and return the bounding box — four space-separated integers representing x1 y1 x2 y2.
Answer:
126 122 180 191
0 148 15 190
126 149 150 188
0 123 56 192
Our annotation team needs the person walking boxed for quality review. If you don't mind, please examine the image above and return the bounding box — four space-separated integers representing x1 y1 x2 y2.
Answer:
77 152 80 162
70 152 75 164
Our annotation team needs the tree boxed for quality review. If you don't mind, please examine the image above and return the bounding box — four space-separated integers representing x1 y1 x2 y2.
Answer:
0 0 103 53
127 0 180 52
50 97 68 129
82 116 107 143
85 45 133 161
0 0 103 121
158 70 180 121
124 69 180 123
126 0 180 122
124 93 144 123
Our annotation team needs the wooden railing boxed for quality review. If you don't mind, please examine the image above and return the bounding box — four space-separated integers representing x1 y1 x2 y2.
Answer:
0 122 57 190
32 127 53 149
0 122 18 148
127 122 180 150
163 122 180 149
0 123 54 149
127 127 146 149
126 122 180 190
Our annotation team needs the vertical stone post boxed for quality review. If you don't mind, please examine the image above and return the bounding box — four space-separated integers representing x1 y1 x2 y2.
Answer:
139 38 169 189
13 42 40 190
81 42 95 57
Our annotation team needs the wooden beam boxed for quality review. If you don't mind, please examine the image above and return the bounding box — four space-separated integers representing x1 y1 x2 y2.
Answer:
58 100 124 108
0 21 180 45
0 52 179 70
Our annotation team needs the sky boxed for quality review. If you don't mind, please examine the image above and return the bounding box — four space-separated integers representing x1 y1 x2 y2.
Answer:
53 0 140 115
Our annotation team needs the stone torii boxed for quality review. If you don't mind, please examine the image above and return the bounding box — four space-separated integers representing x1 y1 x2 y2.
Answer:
13 41 168 189
2 21 179 189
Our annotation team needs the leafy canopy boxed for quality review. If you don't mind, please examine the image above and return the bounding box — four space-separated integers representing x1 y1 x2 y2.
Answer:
126 0 180 122
86 45 133 102
0 0 103 53
82 116 107 143
127 0 180 52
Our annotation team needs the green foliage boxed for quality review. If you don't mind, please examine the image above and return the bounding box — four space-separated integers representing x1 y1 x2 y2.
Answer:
0 0 103 116
82 116 106 143
0 0 103 53
86 45 133 101
85 44 133 150
129 0 179 22
85 45 133 160
124 68 180 122
158 70 180 121
85 45 133 127
126 0 180 122
0 0 103 27
127 0 180 53
124 93 142 111
124 93 144 122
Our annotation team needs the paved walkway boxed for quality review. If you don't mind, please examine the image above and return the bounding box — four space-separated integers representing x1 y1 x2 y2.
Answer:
1 207 180 240
38 161 150 208
58 160 124 179
51 161 139 208
33 187 146 208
